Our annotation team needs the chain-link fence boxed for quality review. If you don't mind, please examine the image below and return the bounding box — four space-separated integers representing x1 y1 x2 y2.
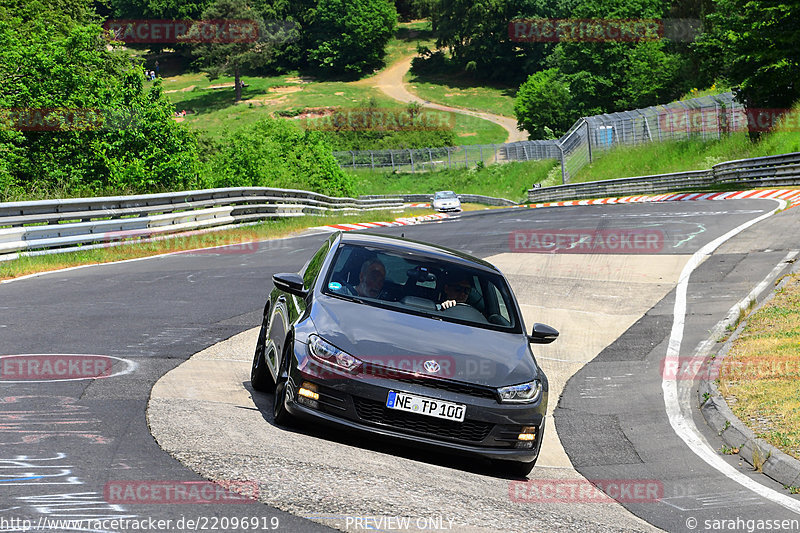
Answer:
557 92 745 183
333 92 745 181
332 141 560 172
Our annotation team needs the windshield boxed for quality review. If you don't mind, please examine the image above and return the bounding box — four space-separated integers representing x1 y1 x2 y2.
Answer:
322 243 521 333
435 192 457 199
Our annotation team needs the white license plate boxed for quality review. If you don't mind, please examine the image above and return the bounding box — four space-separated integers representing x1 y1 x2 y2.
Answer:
386 391 466 422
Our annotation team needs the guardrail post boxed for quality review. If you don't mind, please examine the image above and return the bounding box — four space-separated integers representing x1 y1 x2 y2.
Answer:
370 151 374 170
409 149 414 172
350 151 356 170
558 142 566 185
465 147 469 168
390 150 395 171
428 148 433 169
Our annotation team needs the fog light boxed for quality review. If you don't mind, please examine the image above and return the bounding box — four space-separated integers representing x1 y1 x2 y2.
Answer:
298 382 319 401
517 426 537 441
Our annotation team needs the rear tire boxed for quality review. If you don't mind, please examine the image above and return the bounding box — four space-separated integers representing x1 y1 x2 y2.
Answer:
251 312 276 393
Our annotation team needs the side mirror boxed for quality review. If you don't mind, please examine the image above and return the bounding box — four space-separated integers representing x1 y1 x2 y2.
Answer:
528 323 559 344
273 273 308 298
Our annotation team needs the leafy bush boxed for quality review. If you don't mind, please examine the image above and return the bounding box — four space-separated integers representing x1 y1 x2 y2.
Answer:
0 18 201 200
203 117 355 197
514 69 573 139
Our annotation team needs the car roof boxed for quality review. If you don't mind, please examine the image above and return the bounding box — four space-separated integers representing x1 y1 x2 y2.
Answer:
337 232 500 274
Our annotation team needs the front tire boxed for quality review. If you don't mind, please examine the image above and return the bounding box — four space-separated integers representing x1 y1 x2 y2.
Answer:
272 342 294 426
251 311 276 392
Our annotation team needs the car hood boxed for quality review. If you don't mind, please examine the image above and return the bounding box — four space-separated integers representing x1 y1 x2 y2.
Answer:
307 295 541 388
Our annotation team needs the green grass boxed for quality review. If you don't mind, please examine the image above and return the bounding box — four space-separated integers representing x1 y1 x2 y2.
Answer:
719 273 800 461
450 113 508 145
155 19 505 147
162 71 507 145
350 159 557 201
405 72 517 118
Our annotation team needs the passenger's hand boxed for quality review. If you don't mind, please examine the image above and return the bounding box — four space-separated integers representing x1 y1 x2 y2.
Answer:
438 299 457 310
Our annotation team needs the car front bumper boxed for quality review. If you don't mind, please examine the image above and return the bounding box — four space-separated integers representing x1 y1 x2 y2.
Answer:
283 346 547 464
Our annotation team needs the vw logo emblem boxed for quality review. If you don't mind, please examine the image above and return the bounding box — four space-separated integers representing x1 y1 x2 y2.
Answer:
423 360 441 373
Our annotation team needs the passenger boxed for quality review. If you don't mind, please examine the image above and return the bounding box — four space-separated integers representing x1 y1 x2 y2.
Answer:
438 271 472 310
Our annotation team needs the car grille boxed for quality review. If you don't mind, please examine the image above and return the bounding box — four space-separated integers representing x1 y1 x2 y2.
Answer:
352 397 493 442
386 375 498 401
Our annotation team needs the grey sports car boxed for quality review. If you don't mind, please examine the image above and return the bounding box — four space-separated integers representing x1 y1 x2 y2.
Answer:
250 232 557 476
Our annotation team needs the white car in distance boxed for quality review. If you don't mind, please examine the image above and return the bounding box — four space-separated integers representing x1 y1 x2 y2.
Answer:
432 191 462 212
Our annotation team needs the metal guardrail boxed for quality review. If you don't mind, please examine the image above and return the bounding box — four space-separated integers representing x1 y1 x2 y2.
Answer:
4 151 798 260
528 152 800 202
359 193 518 207
0 187 403 259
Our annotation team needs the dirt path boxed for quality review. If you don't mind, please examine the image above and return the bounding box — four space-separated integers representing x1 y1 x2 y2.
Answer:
367 55 528 143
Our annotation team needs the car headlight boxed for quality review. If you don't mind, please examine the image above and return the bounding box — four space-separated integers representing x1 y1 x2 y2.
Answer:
308 335 362 373
497 380 542 403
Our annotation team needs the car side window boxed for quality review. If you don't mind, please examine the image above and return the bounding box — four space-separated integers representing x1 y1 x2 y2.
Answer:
487 282 514 326
301 240 331 288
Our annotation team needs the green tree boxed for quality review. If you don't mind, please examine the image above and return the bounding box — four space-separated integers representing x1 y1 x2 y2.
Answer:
429 0 553 82
700 0 800 139
192 0 277 101
0 15 199 199
514 68 572 138
108 0 213 19
546 0 686 116
307 0 397 77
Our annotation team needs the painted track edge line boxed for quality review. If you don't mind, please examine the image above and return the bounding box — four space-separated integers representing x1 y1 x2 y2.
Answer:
662 197 800 514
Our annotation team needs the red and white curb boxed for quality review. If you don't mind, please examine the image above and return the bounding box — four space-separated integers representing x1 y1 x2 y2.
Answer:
313 213 450 232
525 188 800 210
404 203 431 208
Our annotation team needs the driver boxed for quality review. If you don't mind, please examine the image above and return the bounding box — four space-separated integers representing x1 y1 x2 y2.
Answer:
352 257 386 298
438 271 472 310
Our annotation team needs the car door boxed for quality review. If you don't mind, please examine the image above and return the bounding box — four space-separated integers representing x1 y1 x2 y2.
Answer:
267 236 334 375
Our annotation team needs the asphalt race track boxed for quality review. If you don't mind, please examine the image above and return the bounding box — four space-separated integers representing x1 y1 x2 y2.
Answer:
1 198 799 532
